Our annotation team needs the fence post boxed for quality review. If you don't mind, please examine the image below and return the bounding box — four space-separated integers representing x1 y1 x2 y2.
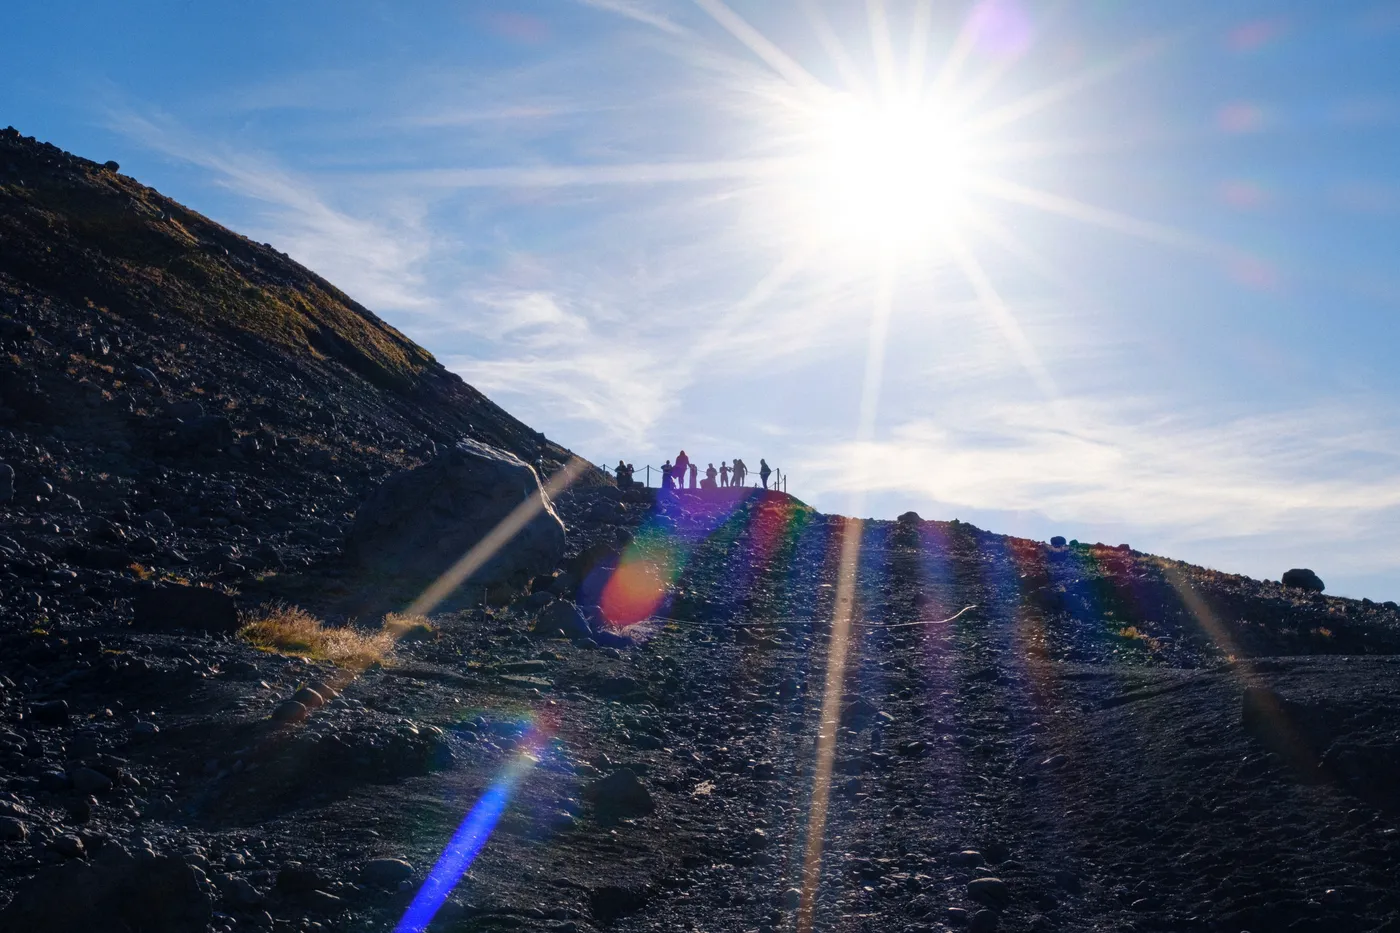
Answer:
646 464 651 487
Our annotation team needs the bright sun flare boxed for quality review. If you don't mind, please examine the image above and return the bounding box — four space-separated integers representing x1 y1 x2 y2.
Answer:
799 93 974 252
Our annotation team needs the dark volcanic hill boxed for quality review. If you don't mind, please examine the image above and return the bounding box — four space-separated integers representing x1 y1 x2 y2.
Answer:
0 126 572 470
3 129 1400 933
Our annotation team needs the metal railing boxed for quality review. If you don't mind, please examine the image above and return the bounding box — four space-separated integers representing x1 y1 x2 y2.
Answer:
597 462 788 494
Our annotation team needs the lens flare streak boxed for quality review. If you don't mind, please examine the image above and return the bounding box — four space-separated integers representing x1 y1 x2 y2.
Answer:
393 731 547 933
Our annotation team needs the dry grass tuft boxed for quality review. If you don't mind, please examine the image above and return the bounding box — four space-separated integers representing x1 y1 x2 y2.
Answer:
383 612 434 642
1117 625 1163 651
239 603 395 670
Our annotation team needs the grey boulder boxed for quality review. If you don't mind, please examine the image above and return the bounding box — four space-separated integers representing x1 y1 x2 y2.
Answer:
1281 568 1325 592
345 439 566 587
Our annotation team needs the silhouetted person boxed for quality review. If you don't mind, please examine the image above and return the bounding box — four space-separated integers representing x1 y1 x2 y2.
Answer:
719 461 730 487
733 458 747 487
688 462 698 489
661 460 675 490
705 463 717 489
760 459 772 489
615 460 630 488
673 450 690 490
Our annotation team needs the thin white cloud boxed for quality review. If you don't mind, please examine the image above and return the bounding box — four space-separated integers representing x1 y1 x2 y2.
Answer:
577 0 688 35
105 109 434 313
798 397 1400 574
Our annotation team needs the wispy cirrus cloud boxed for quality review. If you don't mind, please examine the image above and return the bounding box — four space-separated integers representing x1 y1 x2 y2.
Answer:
576 0 688 36
105 108 436 313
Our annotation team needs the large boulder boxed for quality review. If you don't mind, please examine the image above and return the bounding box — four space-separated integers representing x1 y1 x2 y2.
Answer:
533 599 592 639
0 845 212 933
1282 568 1325 593
133 583 239 634
583 768 655 818
345 439 566 586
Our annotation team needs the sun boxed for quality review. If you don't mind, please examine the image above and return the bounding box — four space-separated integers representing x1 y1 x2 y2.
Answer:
791 91 976 254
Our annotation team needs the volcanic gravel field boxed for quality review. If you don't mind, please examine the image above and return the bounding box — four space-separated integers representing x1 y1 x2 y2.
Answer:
3 127 1400 933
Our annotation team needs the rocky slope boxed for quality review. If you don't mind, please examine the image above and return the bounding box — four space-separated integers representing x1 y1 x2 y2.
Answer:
3 130 1400 933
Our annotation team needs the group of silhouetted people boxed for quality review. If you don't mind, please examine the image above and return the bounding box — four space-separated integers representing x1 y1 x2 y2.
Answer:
616 451 776 491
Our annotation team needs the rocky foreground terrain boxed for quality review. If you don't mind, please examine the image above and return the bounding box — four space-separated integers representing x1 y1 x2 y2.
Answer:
3 128 1400 933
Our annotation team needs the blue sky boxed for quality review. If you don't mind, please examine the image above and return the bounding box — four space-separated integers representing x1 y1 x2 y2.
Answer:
6 1 1400 599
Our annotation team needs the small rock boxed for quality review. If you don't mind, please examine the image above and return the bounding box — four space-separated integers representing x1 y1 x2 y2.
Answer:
275 865 325 894
70 766 114 795
168 400 205 421
49 834 85 858
946 907 970 926
139 509 174 529
967 877 1009 906
363 857 414 888
582 769 655 818
970 908 1000 933
307 680 338 700
0 463 12 503
0 817 26 841
292 687 326 709
534 600 592 640
271 700 310 724
302 889 343 912
589 883 652 924
950 850 984 867
31 699 70 726
1049 535 1066 548
215 873 265 906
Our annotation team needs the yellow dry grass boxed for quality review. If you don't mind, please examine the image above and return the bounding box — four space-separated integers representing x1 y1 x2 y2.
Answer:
239 603 396 670
382 612 434 642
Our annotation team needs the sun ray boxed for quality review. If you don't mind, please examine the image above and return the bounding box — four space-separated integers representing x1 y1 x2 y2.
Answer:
944 233 1059 400
928 2 983 99
866 0 899 100
406 458 591 617
795 254 897 931
693 0 825 92
800 0 870 96
382 157 795 190
687 246 816 363
941 2 1084 121
906 0 934 93
962 37 1172 137
857 260 897 449
979 131 1187 164
961 204 1079 293
971 175 1219 254
796 513 863 933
